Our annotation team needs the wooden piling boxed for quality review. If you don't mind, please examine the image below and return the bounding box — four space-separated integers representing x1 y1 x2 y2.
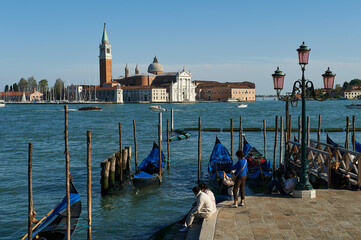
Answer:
109 154 116 187
318 115 321 142
167 119 170 169
87 131 92 240
352 115 356 151
158 124 162 179
230 119 233 159
28 142 33 240
280 117 283 165
122 148 129 173
273 116 278 176
298 116 301 142
288 115 292 142
64 105 70 240
307 116 310 146
263 119 267 159
100 160 110 195
171 108 174 131
119 122 123 183
159 112 163 142
345 116 349 149
285 100 289 142
198 117 201 183
239 116 243 151
133 120 138 171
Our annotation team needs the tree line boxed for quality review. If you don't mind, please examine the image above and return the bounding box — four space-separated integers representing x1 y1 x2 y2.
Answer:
3 77 65 100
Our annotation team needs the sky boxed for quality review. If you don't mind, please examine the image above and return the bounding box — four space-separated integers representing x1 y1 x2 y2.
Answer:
1 0 361 94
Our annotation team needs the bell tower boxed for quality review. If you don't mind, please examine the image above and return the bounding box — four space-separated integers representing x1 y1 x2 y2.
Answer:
99 23 112 87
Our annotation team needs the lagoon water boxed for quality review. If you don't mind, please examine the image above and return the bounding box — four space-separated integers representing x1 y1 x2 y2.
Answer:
1 99 361 239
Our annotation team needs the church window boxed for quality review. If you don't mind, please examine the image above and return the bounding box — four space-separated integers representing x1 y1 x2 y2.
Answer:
107 49 110 53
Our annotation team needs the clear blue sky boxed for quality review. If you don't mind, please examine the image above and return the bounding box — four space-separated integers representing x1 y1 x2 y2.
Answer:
1 0 361 94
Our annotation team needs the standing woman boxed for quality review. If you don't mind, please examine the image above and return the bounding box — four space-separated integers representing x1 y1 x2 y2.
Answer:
231 150 247 207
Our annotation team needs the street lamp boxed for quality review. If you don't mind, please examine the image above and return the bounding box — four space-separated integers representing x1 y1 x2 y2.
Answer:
272 42 336 191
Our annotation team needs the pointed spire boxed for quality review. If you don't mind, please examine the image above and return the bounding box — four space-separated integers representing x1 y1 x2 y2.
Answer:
102 23 109 44
125 64 129 77
153 55 158 63
135 64 139 74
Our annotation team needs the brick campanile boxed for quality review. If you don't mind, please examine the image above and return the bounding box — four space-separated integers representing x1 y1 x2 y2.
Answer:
99 23 112 87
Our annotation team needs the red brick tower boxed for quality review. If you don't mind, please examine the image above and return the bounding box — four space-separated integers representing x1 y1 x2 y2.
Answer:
99 23 112 87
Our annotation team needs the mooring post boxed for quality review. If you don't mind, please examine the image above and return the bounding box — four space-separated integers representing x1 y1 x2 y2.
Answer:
307 116 310 147
352 115 356 151
280 116 283 165
171 108 174 131
159 112 162 142
133 120 138 171
87 131 92 240
230 119 233 159
345 116 349 150
239 116 243 151
109 154 116 187
273 116 278 177
288 115 292 142
198 117 201 183
317 115 321 143
167 119 170 169
298 116 301 142
28 142 33 240
158 124 162 180
119 122 123 183
263 119 267 159
126 147 132 172
64 105 70 240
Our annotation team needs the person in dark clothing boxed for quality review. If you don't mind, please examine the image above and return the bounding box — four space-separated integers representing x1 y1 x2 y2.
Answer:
230 150 247 207
330 161 351 189
265 170 298 195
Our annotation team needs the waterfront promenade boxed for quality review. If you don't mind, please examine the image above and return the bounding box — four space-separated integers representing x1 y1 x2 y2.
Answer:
184 189 361 240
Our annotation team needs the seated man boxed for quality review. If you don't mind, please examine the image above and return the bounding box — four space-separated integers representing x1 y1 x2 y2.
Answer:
179 186 216 232
265 170 298 195
330 161 351 189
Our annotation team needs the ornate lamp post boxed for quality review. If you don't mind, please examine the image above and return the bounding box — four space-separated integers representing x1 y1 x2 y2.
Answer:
272 42 336 192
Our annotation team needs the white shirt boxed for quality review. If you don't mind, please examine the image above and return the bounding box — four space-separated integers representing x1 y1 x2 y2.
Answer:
204 189 217 211
284 177 298 194
193 191 215 215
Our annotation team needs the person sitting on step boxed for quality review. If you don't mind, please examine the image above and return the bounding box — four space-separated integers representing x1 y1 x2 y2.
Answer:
330 161 352 190
265 170 298 195
179 186 216 232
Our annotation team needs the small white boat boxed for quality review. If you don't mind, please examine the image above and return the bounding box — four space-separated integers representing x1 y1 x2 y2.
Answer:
227 98 239 102
149 105 167 111
0 100 5 108
236 104 248 108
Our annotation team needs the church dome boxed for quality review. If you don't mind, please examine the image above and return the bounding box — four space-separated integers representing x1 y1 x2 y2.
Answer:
148 56 164 74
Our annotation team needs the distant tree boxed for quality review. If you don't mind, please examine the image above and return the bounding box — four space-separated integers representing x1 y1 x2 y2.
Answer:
27 76 37 91
12 83 19 92
18 77 28 92
349 79 361 88
335 84 341 91
54 78 64 100
10 85 13 91
39 79 49 93
4 85 9 92
343 81 350 90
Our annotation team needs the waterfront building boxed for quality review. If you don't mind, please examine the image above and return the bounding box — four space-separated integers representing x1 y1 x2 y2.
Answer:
195 81 256 101
122 86 167 103
344 86 361 99
0 88 43 102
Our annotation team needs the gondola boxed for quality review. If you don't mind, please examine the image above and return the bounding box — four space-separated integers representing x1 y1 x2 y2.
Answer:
326 134 341 148
243 138 272 184
208 137 234 192
131 142 165 188
22 180 82 240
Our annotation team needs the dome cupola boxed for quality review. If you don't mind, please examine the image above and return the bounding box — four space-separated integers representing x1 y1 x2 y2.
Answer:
147 56 164 75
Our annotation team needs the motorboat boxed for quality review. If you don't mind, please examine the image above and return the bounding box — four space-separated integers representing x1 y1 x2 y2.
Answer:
226 98 239 102
149 105 167 111
236 104 248 108
78 106 101 111
0 100 5 107
345 104 361 109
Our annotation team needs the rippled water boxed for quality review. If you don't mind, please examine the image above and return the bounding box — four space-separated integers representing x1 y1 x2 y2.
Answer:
1 99 360 239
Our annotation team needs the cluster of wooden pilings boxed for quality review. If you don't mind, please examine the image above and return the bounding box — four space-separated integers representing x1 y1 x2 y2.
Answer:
100 147 132 195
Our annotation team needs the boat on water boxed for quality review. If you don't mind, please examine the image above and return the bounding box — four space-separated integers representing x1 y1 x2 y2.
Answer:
208 137 234 192
78 106 101 111
226 98 239 102
243 138 272 184
236 104 248 108
0 100 5 107
169 129 191 141
345 104 361 109
131 142 165 188
149 105 167 111
21 180 82 240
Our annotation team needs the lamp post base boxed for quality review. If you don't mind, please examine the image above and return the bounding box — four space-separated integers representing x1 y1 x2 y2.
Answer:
293 189 316 199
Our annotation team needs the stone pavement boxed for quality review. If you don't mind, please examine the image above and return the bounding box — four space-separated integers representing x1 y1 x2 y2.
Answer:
213 190 361 240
